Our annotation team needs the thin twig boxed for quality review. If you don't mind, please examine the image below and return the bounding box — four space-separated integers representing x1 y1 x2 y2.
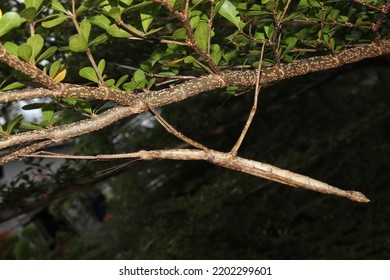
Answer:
208 0 216 55
271 0 281 66
231 42 266 156
137 94 209 151
153 0 221 74
70 0 105 87
352 0 383 11
116 18 147 39
24 149 370 203
279 0 292 23
0 140 53 165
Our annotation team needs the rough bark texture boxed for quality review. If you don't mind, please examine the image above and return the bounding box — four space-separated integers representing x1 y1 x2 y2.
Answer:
1 40 390 157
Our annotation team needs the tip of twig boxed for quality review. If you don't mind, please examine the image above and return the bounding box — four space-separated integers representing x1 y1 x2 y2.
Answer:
346 190 370 203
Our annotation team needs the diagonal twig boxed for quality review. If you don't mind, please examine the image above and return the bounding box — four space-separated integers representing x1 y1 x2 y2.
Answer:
153 0 221 74
231 42 266 156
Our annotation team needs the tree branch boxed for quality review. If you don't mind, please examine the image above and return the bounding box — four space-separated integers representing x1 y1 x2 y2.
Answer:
0 44 59 90
0 106 136 152
231 42 266 156
2 40 389 105
1 40 390 162
153 0 221 74
25 149 370 203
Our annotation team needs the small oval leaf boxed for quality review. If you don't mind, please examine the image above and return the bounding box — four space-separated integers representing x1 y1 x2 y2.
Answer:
53 69 67 82
36 46 57 62
42 104 55 122
69 34 88 52
0 12 26 38
218 0 243 29
17 44 33 62
194 22 209 51
6 114 24 134
41 14 68 28
79 67 99 83
27 34 44 60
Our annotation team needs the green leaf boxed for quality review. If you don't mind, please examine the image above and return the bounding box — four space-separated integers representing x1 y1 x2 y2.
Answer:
190 15 200 29
0 12 26 38
193 0 207 5
140 3 160 33
80 18 92 41
25 0 44 9
133 69 145 82
22 103 47 110
27 34 44 60
76 4 88 15
140 61 152 72
184 56 196 64
79 67 99 83
39 119 51 128
147 77 156 89
145 27 163 36
19 122 45 130
172 28 187 40
42 104 55 122
218 0 243 29
264 24 275 39
108 7 122 20
90 14 111 30
89 33 109 47
105 79 115 87
122 81 136 92
108 0 119 7
69 34 88 52
223 50 237 64
98 59 106 75
120 0 133 5
49 61 62 78
83 0 105 7
18 44 33 62
2 82 25 91
61 97 79 105
124 1 153 14
36 46 57 63
75 100 93 114
106 24 131 38
116 74 129 87
281 36 298 59
51 116 63 125
41 14 68 28
51 0 68 13
20 7 37 22
6 114 24 134
120 23 145 38
94 101 116 113
210 44 222 65
3 42 19 56
194 22 209 51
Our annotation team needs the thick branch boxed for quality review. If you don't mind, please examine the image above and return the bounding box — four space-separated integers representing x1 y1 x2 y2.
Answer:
1 40 389 106
0 44 60 90
0 140 53 165
0 106 137 151
1 40 390 162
